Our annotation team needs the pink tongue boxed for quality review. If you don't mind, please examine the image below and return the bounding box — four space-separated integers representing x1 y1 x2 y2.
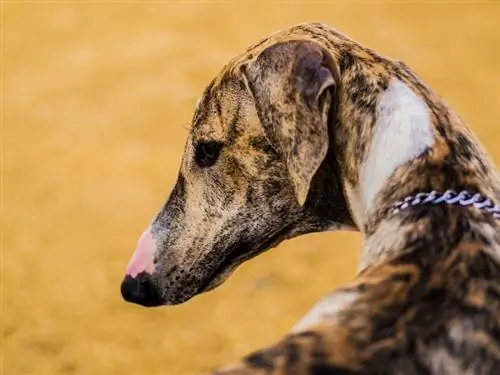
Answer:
125 226 156 278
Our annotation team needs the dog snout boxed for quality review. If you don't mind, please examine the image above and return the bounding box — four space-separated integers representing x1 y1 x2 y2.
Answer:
120 272 162 307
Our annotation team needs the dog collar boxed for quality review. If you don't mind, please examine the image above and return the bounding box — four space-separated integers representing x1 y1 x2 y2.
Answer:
392 190 500 219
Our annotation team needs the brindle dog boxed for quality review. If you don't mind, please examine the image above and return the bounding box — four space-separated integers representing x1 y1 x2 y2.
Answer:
121 23 500 374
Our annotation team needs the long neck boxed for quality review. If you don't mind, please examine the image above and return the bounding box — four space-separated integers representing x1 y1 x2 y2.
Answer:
342 77 436 231
337 79 500 271
360 79 434 216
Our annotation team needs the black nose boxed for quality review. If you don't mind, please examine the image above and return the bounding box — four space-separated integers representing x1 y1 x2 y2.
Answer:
120 272 162 307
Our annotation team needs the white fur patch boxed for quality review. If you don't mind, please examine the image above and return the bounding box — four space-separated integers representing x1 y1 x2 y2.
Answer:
361 78 434 213
344 182 365 230
291 290 357 333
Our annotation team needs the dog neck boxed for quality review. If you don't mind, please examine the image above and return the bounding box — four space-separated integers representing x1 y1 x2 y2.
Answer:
333 77 500 272
342 78 435 230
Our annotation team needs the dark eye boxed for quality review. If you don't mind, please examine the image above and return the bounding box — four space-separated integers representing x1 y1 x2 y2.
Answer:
194 141 223 168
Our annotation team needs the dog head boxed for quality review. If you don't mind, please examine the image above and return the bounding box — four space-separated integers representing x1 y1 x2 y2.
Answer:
121 40 354 306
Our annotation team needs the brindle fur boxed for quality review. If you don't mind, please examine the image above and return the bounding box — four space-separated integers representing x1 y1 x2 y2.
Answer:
212 207 500 374
126 23 500 373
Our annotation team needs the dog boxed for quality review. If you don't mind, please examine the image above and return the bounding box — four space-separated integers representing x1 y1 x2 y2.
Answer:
121 23 500 374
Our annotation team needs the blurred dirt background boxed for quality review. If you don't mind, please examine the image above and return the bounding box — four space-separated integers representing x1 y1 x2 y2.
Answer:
2 2 500 375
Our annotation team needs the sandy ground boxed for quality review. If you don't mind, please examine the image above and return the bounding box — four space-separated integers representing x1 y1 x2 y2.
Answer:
3 2 500 375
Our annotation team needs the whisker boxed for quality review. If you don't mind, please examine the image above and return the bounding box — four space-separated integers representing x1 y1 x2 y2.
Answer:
179 123 190 133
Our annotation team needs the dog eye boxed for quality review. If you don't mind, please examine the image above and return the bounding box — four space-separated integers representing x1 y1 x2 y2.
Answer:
194 141 223 168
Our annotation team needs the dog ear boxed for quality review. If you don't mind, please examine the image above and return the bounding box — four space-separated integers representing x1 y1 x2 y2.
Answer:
243 41 337 206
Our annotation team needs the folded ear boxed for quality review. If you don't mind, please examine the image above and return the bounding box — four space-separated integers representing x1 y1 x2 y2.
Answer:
243 41 337 206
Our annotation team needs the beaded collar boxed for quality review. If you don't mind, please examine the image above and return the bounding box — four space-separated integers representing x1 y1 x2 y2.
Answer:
392 190 500 219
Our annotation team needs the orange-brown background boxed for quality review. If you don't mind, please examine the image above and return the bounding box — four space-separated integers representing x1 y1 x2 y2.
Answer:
3 2 500 375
